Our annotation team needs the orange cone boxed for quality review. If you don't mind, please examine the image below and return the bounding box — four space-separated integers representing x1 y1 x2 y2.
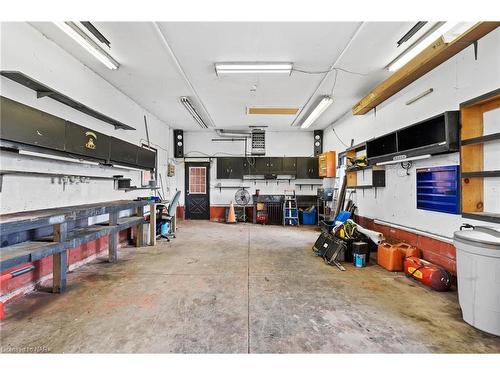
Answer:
227 201 237 224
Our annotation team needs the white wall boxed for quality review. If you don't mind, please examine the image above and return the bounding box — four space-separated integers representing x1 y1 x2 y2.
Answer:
176 131 321 205
323 28 500 238
0 22 176 213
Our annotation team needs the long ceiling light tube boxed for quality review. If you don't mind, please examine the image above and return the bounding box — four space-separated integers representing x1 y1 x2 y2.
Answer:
215 63 293 75
54 22 119 70
180 96 209 129
387 22 460 72
300 96 334 129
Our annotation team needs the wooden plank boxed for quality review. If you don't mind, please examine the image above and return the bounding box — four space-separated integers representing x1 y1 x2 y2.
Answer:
52 222 67 293
461 177 484 213
346 171 357 187
461 106 484 140
461 144 483 173
135 206 145 247
108 212 118 263
247 107 299 115
353 22 500 115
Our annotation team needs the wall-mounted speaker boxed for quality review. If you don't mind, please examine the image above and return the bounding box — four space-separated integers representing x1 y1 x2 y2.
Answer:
313 130 323 156
174 129 184 158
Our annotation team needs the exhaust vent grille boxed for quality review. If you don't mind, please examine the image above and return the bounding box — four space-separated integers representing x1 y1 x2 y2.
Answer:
251 129 266 155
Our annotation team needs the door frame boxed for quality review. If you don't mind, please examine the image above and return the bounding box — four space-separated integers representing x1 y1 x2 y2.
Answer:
184 161 210 220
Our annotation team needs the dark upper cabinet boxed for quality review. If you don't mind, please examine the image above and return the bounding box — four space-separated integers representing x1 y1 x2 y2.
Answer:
251 157 270 175
110 137 138 167
217 156 319 179
282 157 297 175
137 147 156 170
308 157 320 178
268 157 282 174
217 157 245 179
296 157 319 179
366 111 459 164
0 96 66 151
65 121 110 162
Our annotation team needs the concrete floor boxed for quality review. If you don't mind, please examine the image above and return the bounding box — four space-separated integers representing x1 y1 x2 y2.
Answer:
1 220 500 353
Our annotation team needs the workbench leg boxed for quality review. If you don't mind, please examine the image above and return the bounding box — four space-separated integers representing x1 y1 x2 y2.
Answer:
109 212 118 263
135 206 144 247
53 222 67 293
149 203 156 246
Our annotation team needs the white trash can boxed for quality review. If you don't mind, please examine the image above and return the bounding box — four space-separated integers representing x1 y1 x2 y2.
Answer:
453 225 500 336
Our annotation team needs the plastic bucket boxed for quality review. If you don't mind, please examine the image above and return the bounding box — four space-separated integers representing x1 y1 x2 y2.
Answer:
454 226 500 336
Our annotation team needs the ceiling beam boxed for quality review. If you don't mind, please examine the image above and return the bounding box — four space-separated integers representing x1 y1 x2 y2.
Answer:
352 22 500 116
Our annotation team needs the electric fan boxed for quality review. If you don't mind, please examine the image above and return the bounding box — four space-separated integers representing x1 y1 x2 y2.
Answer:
234 188 251 222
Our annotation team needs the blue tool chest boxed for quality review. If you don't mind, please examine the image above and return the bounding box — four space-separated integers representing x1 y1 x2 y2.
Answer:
416 165 460 214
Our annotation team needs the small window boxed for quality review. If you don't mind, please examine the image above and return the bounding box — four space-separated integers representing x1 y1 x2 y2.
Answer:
189 167 207 194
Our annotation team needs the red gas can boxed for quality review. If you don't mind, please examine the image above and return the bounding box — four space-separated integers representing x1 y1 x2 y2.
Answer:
404 256 451 291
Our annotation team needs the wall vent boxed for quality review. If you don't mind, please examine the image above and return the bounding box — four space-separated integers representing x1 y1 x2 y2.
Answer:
251 129 266 155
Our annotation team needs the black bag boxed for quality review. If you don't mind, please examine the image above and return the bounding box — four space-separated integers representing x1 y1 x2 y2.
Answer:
312 232 330 257
323 236 346 265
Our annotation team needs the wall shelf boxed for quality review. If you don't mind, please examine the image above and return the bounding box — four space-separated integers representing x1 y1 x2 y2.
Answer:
461 132 500 146
460 88 500 223
365 111 459 165
1 71 135 130
462 212 500 224
296 183 323 191
462 171 500 178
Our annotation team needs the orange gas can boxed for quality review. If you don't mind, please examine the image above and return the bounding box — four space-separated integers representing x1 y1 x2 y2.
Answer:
377 242 404 271
396 243 420 258
377 242 420 271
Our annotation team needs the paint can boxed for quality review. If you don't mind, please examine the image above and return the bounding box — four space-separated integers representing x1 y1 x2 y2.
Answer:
354 253 366 268
353 241 369 268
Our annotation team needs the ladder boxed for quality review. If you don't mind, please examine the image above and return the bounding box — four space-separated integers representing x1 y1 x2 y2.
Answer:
283 190 299 226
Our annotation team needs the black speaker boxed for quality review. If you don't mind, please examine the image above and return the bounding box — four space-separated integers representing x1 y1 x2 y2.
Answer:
313 130 323 156
173 129 184 158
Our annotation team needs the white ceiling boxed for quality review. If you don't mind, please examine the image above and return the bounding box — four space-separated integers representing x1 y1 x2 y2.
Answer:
30 21 424 131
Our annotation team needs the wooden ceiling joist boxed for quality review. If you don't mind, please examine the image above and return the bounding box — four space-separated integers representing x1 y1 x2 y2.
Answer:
352 22 500 115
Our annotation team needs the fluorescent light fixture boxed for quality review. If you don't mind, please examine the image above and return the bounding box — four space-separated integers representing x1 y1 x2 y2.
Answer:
387 22 460 72
376 154 431 166
54 22 119 70
215 62 293 75
180 96 209 129
442 22 477 43
300 96 334 129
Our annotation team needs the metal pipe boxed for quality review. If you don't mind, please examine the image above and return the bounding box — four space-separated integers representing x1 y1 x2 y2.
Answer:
214 129 251 138
211 138 247 142
373 219 454 244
